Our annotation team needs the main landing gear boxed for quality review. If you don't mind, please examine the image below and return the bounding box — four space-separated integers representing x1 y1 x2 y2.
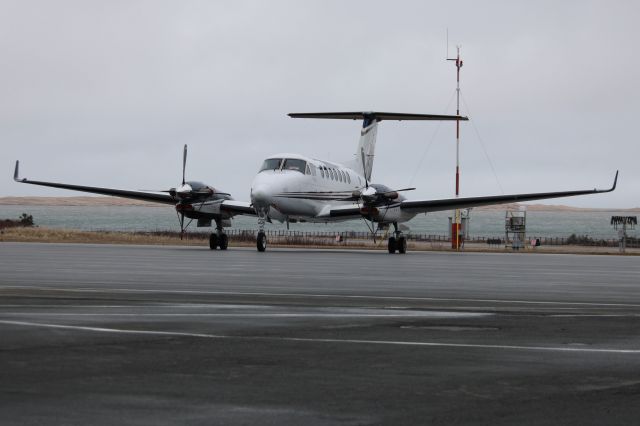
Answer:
387 222 407 254
209 222 228 250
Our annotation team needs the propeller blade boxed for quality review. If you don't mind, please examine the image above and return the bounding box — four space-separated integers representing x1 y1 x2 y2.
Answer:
182 144 187 185
179 211 185 240
393 187 416 192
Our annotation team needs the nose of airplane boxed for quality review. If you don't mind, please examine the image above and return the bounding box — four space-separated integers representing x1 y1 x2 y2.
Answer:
251 183 273 210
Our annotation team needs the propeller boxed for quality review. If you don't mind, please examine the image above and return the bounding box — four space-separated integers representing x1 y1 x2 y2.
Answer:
182 144 187 186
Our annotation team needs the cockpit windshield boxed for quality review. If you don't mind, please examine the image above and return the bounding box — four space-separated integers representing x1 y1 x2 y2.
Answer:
259 158 283 172
282 158 307 173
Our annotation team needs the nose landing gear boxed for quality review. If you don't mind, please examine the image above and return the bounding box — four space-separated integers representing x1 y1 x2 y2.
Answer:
256 210 268 252
257 231 267 252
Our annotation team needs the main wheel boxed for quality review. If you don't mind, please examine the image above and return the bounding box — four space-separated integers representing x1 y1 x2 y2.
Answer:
257 232 267 252
388 237 397 254
209 233 218 250
398 236 407 254
219 234 228 250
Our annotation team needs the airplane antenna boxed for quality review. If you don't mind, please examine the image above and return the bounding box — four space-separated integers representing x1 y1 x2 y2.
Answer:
447 43 463 250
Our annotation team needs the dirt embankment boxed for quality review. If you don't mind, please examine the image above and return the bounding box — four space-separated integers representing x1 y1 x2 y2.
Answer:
1 226 637 256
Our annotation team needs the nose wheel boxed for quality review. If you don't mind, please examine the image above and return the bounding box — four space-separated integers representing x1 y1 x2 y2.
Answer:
255 209 268 252
257 231 267 252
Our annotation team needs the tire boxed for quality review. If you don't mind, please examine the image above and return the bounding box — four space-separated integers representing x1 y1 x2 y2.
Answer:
388 237 397 254
398 236 407 254
219 234 228 250
209 233 218 250
257 232 267 252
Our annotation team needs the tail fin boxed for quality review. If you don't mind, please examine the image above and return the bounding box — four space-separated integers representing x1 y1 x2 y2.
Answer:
352 117 378 182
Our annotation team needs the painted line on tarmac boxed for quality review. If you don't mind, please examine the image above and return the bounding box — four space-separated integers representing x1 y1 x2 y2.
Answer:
1 319 639 355
0 312 489 318
4 285 640 308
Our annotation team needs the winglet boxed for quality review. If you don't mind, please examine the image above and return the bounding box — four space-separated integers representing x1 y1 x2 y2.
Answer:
611 170 619 192
13 160 22 182
598 170 618 193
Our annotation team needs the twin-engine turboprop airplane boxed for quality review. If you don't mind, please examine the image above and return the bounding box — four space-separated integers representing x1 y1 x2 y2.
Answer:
13 111 617 253
248 111 617 253
13 145 254 249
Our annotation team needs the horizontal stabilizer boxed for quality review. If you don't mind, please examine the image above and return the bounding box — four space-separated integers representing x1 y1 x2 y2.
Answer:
288 111 468 121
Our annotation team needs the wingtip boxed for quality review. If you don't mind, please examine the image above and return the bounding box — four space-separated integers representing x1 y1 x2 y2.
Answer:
13 160 20 182
612 170 619 191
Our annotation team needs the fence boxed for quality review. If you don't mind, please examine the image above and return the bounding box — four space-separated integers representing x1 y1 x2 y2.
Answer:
131 229 640 248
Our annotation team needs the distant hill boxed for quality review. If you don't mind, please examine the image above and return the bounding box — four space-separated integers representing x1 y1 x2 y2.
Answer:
1 196 638 212
0 196 165 207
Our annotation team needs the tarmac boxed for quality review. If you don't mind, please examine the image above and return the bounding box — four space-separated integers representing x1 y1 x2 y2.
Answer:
1 242 639 425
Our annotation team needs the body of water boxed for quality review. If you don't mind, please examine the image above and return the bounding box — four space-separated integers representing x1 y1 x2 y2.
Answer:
1 205 636 239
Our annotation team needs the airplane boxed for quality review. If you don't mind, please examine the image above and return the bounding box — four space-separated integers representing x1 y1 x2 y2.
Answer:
13 111 618 254
249 111 617 252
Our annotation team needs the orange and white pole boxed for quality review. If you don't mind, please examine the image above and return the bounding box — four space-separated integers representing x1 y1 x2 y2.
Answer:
448 46 463 249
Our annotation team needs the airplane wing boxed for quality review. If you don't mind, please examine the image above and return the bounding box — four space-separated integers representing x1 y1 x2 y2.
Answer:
400 171 618 213
220 200 256 216
13 160 176 205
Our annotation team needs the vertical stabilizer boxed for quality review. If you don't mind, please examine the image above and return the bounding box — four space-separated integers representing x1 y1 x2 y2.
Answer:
350 117 378 182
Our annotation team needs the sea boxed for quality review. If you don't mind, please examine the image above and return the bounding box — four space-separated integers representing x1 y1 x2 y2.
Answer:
1 204 637 240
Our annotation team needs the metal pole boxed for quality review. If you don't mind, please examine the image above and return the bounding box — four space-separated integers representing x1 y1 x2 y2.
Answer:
448 46 463 250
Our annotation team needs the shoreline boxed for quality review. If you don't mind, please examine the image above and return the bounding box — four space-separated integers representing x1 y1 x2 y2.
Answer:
1 196 639 212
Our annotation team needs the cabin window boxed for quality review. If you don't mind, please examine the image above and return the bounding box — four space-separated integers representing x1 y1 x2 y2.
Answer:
346 172 351 184
309 164 316 176
330 169 336 180
305 164 311 175
282 158 307 174
340 170 346 182
320 167 325 178
259 158 282 172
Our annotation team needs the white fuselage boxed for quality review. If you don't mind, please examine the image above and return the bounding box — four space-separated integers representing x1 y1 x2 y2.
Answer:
250 153 416 225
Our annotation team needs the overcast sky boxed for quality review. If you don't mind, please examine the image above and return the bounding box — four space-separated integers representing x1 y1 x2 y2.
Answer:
2 0 638 207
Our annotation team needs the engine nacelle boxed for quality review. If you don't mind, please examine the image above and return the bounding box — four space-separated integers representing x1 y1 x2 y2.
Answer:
360 205 401 223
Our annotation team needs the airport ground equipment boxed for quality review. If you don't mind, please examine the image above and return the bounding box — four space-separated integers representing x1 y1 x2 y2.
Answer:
611 215 637 253
505 208 526 250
